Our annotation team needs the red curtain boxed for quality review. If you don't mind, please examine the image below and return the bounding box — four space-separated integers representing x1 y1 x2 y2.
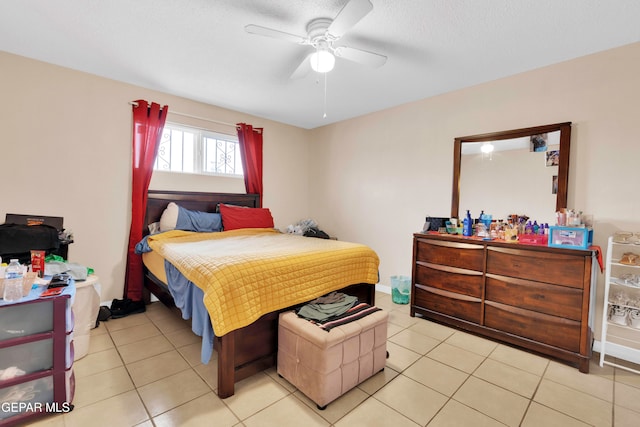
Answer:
124 100 168 301
236 123 264 206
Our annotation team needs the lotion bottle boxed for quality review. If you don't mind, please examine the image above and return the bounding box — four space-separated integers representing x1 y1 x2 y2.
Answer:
463 210 473 236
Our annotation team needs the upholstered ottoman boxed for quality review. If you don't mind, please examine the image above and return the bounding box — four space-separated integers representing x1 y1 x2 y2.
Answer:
277 309 388 409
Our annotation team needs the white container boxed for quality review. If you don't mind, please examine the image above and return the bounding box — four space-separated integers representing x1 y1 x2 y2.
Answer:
72 275 101 360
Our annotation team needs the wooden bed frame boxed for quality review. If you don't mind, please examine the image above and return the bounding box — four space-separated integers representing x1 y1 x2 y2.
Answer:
142 190 376 398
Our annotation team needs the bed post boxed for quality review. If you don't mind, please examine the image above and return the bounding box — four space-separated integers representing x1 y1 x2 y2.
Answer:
217 332 235 398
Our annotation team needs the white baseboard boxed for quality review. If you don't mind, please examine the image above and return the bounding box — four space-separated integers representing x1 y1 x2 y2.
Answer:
592 340 640 364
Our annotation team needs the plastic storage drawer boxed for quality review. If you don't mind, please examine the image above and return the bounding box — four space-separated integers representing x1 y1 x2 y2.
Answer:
0 376 54 421
0 300 53 341
0 338 54 375
548 226 593 250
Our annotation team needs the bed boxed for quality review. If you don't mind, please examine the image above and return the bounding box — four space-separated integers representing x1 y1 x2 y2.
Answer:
140 190 379 398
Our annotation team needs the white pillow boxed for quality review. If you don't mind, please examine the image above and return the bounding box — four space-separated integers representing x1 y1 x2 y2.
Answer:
159 202 180 232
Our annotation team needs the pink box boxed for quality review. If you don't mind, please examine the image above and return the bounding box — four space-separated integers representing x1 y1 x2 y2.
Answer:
518 234 548 245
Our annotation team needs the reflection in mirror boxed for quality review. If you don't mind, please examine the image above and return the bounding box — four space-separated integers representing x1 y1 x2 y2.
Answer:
451 123 571 225
460 132 560 224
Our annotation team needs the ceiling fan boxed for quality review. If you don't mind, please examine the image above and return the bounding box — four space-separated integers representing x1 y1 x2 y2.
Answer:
245 0 387 79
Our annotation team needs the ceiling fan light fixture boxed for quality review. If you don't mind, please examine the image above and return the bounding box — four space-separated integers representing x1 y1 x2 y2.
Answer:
481 143 494 153
310 49 335 73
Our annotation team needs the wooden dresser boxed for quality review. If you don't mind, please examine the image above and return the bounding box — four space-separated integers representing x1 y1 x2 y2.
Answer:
411 233 597 372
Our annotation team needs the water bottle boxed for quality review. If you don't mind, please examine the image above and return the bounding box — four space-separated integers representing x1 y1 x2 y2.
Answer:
3 259 23 302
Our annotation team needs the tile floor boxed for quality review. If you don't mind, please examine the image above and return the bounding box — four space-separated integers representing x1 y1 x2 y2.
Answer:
27 291 640 427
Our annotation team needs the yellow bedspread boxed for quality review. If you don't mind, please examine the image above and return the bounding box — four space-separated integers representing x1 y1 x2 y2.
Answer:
147 228 379 336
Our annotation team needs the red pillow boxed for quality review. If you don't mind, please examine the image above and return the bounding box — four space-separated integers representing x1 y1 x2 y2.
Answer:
219 203 274 231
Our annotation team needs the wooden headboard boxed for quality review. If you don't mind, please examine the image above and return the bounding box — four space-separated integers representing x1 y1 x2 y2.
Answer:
145 190 260 232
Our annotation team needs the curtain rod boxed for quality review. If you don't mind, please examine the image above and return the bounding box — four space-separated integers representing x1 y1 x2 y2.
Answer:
128 101 236 128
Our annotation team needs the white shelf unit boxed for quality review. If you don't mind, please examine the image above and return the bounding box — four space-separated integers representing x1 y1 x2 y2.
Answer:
599 235 640 374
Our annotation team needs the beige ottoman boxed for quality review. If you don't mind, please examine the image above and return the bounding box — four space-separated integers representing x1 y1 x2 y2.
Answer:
277 309 388 409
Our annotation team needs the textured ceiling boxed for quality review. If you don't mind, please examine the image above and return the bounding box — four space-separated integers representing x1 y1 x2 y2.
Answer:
1 0 639 129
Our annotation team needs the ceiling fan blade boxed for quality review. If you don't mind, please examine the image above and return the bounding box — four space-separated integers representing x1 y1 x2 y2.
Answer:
334 46 387 67
245 24 307 44
328 0 373 37
290 54 312 79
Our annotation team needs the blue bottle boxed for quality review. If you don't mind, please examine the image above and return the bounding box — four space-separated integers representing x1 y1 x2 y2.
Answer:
463 210 473 236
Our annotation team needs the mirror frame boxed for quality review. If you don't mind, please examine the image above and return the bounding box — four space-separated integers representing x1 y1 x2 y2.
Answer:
451 122 572 219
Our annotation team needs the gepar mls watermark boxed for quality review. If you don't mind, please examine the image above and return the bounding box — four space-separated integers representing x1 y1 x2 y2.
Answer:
1 401 73 416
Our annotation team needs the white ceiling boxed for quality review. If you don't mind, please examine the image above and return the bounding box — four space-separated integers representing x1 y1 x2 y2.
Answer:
1 0 639 129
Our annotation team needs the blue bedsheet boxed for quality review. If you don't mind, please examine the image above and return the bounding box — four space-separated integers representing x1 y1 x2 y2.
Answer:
163 260 216 364
137 234 216 363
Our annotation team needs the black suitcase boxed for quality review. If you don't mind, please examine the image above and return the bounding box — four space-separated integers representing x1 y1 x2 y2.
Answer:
0 223 60 264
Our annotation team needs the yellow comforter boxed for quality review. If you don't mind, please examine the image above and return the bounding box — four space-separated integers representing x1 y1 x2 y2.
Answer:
147 228 379 336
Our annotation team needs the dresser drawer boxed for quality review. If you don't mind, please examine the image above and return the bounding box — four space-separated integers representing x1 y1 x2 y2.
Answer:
0 376 54 422
0 334 74 375
484 302 581 352
415 238 484 271
414 285 481 323
415 262 483 298
0 338 54 375
486 246 586 288
0 300 54 341
485 274 583 321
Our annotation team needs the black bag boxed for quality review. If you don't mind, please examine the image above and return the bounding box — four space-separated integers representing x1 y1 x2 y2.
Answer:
0 223 60 264
304 227 330 239
425 217 448 232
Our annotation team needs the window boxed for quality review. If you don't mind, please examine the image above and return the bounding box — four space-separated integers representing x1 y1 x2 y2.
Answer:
154 123 243 177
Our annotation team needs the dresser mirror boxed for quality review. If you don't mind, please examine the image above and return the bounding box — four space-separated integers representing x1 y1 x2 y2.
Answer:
451 122 571 224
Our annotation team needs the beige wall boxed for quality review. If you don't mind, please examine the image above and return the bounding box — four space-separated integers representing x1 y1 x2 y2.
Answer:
2 42 640 347
309 42 640 345
0 51 311 302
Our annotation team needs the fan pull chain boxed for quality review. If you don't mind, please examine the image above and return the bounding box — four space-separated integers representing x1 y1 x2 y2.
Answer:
323 71 328 119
